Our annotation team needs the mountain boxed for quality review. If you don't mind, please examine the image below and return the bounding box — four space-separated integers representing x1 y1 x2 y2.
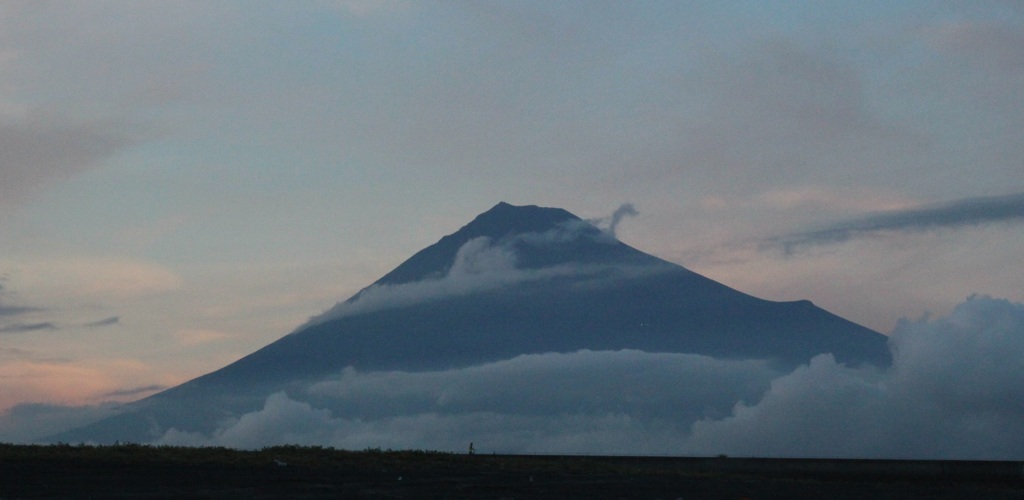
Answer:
53 202 889 444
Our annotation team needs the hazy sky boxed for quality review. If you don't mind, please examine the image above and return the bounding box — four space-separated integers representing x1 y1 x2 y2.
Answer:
0 1 1022 413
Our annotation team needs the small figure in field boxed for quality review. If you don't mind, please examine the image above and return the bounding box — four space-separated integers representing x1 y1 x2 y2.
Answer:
468 442 475 455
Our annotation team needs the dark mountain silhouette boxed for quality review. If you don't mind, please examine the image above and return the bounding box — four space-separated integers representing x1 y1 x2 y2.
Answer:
53 202 889 444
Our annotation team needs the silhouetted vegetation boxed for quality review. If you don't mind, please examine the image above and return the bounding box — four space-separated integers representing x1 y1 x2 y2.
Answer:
1 443 1021 498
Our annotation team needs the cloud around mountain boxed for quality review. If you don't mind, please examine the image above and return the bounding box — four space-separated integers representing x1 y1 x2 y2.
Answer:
302 218 637 326
155 350 779 453
150 295 1024 459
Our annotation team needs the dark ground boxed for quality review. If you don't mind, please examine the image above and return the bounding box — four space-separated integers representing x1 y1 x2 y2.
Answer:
1 444 1022 499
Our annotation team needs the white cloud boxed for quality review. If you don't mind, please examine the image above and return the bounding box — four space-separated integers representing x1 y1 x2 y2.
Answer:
684 355 895 458
305 236 532 323
685 295 1024 459
447 236 517 276
150 296 1024 459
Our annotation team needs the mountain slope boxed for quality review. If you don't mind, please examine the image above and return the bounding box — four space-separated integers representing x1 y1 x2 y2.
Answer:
52 202 889 444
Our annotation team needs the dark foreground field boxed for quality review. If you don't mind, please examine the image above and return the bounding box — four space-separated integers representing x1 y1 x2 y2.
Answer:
1 444 1022 499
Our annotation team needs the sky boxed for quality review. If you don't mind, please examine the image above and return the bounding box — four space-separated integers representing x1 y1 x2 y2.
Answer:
0 0 1022 438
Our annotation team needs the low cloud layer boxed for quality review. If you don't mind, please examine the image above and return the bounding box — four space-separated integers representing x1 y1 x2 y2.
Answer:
766 192 1024 254
156 351 777 454
144 295 1024 459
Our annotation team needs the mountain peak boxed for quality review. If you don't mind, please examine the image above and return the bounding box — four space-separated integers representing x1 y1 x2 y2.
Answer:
468 202 579 237
373 203 597 286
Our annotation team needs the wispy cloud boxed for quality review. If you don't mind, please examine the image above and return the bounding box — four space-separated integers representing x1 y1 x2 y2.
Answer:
764 192 1024 254
0 347 35 360
0 117 137 205
0 290 118 333
0 305 36 317
0 281 38 317
100 384 166 399
588 203 638 238
82 316 119 328
0 347 70 364
0 322 57 334
0 289 118 333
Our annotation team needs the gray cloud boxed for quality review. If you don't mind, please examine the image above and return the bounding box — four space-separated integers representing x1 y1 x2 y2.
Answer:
685 295 1024 459
149 295 1024 459
0 282 58 334
0 322 57 334
0 280 38 317
82 316 120 328
0 117 136 205
0 312 120 334
0 280 118 332
765 192 1024 254
0 305 36 317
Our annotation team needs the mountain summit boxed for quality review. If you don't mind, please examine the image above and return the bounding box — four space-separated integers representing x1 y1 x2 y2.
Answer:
54 202 890 444
368 202 650 287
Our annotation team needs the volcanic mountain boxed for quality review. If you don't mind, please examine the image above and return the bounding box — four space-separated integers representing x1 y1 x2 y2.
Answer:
54 202 889 444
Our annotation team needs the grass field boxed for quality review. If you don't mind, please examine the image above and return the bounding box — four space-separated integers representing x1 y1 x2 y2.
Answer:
1 443 1022 498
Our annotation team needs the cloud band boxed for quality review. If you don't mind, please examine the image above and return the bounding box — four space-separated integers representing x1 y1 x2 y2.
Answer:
766 192 1024 253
